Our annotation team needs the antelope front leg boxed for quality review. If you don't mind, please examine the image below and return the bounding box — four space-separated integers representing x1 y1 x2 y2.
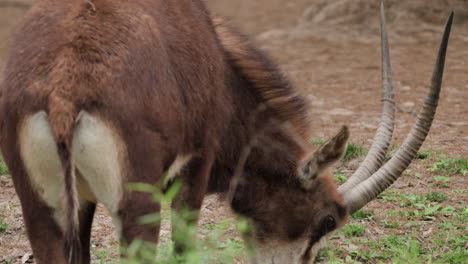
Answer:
171 152 215 255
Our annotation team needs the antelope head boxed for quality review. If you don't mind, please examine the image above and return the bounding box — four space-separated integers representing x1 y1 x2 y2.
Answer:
236 3 453 263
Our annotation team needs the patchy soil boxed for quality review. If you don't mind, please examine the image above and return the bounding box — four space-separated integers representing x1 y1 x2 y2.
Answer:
0 0 467 263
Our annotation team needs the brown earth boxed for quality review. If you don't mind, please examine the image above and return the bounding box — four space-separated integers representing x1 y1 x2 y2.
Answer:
0 0 467 263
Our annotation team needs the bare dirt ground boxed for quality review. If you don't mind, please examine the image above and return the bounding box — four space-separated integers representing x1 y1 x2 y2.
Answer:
0 0 467 263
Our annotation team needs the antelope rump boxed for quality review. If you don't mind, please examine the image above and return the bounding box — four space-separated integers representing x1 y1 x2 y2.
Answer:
0 0 453 263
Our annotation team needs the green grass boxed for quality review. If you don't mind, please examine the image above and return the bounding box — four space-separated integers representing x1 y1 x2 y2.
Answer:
311 140 368 163
343 143 367 163
374 189 462 221
438 221 458 231
351 210 374 220
425 192 448 203
388 239 424 264
341 224 365 237
428 157 468 176
91 249 111 264
433 231 468 263
311 139 325 145
0 155 9 175
316 148 466 264
381 219 400 228
386 147 436 162
390 148 433 161
452 189 468 194
414 150 432 160
334 170 348 184
0 216 8 232
432 176 451 188
333 230 465 263
317 186 467 263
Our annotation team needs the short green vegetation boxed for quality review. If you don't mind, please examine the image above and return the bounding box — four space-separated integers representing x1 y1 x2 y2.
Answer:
310 140 368 163
414 150 432 160
0 216 8 233
91 249 112 264
342 224 366 237
433 176 451 188
428 157 467 176
311 139 325 146
351 210 374 220
425 192 448 203
0 155 9 175
343 143 367 163
334 170 348 184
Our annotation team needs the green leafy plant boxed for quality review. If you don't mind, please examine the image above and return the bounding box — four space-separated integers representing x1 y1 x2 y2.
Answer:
122 180 248 264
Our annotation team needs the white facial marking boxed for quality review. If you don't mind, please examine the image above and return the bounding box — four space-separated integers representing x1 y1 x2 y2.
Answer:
254 238 309 264
19 111 68 230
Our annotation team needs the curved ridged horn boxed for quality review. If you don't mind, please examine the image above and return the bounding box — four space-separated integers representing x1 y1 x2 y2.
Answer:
344 11 454 213
338 1 395 194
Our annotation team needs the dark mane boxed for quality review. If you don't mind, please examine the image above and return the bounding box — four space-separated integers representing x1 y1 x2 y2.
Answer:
213 18 311 139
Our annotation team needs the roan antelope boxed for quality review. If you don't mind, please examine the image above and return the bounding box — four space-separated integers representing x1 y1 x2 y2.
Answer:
0 0 452 263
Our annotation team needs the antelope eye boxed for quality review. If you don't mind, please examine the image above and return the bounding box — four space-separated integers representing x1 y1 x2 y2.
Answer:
324 215 336 230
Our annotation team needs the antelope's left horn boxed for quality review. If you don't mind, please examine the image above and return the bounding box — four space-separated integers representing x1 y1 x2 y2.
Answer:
341 4 454 213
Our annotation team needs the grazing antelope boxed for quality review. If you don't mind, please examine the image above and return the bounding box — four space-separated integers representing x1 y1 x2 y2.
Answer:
0 0 452 263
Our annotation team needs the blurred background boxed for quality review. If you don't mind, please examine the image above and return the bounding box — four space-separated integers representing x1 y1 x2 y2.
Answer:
207 0 467 37
1 0 467 75
1 0 467 74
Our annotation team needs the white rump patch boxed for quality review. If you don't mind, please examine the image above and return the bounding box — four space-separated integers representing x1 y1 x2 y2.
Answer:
72 111 125 215
19 111 67 229
19 111 126 232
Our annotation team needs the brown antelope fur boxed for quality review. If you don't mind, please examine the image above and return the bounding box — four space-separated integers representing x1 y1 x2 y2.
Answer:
0 0 348 263
208 19 348 259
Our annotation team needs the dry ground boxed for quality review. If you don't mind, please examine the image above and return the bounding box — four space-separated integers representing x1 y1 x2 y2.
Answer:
0 0 467 263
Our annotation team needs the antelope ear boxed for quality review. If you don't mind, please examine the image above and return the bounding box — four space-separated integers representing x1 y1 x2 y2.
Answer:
298 126 349 182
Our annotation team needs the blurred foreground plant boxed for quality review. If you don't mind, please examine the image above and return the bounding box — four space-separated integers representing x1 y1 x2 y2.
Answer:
122 179 251 264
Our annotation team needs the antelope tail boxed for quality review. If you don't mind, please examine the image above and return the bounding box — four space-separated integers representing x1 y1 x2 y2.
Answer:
48 91 81 264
